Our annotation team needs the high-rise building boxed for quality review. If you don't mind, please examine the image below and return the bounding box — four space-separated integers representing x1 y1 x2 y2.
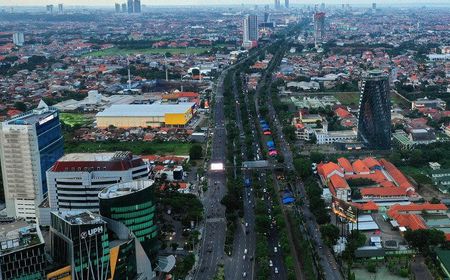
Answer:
99 180 159 261
58 3 63 13
134 0 141 13
285 0 289 9
121 3 127 13
127 0 134 13
115 3 121 13
41 151 149 225
264 12 270 23
242 14 258 48
50 211 111 279
357 70 391 150
372 2 377 10
12 32 24 46
0 223 46 280
0 101 64 222
274 0 281 9
46 4 53 13
313 12 325 46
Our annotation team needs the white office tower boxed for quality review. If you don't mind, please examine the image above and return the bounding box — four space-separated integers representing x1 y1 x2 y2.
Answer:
12 32 24 46
0 101 64 222
242 14 258 49
40 152 149 225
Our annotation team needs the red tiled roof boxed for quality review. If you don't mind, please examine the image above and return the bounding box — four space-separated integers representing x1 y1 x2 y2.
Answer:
337 157 353 173
388 202 447 214
330 174 350 190
51 158 145 172
363 157 381 169
352 159 370 173
335 107 352 119
379 159 413 190
360 187 407 197
317 162 341 178
353 200 379 211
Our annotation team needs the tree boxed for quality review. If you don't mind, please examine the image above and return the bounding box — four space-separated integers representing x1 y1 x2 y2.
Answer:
404 229 445 256
320 224 340 247
189 144 203 160
13 101 27 112
310 152 325 163
430 197 441 204
293 157 312 178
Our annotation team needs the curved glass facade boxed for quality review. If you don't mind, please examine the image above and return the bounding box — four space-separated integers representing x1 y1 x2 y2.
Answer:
99 184 159 261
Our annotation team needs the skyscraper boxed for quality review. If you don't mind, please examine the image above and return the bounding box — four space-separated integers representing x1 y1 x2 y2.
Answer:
99 180 159 261
58 3 63 13
121 3 127 13
12 32 24 46
314 12 325 46
115 3 121 13
50 211 111 279
127 0 134 13
0 101 64 221
285 0 289 9
46 4 53 14
357 70 391 150
274 0 281 9
242 14 258 48
134 0 141 13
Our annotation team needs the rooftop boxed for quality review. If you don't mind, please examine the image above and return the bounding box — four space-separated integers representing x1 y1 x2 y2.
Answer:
5 102 58 126
0 222 44 256
99 180 154 199
54 210 105 225
96 102 195 117
51 151 146 172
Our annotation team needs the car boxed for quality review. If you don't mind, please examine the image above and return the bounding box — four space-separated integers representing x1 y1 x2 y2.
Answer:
242 272 247 278
274 247 278 253
245 222 249 227
274 267 279 274
269 260 273 267
243 255 246 260
244 249 248 254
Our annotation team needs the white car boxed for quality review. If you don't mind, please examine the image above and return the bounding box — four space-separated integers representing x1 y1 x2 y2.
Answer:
274 247 278 253
274 267 279 274
244 249 248 254
269 260 273 267
242 272 247 278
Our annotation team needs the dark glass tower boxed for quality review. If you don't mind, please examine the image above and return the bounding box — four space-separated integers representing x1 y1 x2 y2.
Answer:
357 70 391 150
99 180 158 262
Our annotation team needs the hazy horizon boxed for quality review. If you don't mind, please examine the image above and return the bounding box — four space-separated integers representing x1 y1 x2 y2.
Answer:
1 0 450 7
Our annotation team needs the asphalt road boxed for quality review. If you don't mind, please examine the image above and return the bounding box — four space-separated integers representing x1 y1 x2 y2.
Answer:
193 68 228 280
224 73 256 280
194 55 260 280
264 73 343 280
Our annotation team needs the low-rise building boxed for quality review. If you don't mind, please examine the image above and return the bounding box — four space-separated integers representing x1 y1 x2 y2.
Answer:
96 102 196 128
412 97 446 110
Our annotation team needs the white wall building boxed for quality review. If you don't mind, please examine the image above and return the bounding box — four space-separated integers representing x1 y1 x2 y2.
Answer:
0 102 63 222
41 152 149 225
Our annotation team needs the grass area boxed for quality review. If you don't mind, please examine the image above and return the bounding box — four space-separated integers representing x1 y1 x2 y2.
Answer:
64 140 192 155
60 113 93 127
334 92 360 106
85 47 211 57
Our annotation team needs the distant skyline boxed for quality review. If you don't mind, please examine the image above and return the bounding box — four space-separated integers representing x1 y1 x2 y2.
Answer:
1 0 449 7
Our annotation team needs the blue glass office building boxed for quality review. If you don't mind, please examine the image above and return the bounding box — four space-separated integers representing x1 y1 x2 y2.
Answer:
0 101 64 221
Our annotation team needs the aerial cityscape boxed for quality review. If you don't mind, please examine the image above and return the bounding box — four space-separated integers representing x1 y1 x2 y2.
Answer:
0 1 449 280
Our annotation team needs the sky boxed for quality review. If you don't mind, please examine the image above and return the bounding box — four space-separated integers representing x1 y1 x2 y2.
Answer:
1 0 449 6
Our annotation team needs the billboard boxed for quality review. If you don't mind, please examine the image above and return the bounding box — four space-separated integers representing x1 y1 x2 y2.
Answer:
332 197 358 223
